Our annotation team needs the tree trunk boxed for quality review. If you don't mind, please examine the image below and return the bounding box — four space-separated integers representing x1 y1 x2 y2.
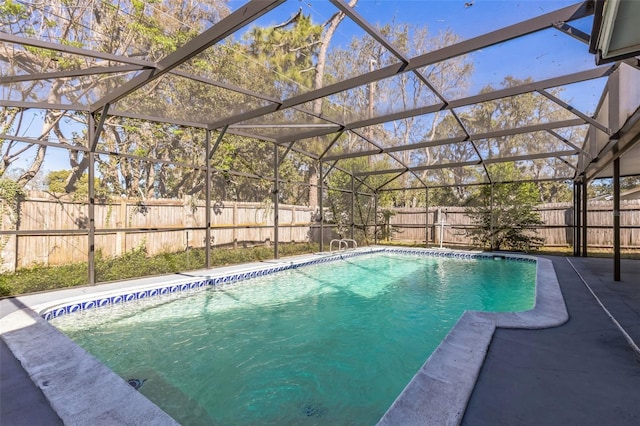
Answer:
307 0 358 208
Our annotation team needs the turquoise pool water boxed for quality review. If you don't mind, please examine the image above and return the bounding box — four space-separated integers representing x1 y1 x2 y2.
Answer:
52 253 535 425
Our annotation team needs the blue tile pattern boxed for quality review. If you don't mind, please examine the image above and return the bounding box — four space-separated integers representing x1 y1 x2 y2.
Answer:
41 248 535 321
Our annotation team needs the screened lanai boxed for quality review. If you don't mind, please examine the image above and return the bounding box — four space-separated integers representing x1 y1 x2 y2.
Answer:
1 0 639 288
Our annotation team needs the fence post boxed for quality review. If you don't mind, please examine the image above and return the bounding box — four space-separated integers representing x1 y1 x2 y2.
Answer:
425 187 429 248
115 199 127 256
350 172 355 240
582 180 588 257
273 142 279 259
374 191 378 245
291 205 295 242
490 183 494 251
233 201 238 249
87 117 96 286
205 130 211 269
434 208 441 246
574 181 582 256
614 158 621 281
319 160 324 251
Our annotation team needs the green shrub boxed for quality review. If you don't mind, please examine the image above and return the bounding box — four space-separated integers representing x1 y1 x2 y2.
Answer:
0 242 319 297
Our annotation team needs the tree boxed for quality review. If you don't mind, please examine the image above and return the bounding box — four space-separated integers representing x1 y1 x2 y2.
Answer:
45 169 110 201
326 21 474 207
0 0 230 193
465 164 544 251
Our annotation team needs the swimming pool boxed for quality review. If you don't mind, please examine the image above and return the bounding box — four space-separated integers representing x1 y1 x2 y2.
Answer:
0 248 568 424
51 251 534 424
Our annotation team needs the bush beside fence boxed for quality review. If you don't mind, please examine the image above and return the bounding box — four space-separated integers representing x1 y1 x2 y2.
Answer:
387 200 640 248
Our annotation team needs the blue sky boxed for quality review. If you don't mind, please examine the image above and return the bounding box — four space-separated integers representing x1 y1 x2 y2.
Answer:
232 0 605 108
14 0 608 181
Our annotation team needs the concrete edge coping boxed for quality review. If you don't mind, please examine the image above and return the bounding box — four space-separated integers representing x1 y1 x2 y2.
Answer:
1 307 179 426
377 256 568 425
1 249 563 425
0 248 382 424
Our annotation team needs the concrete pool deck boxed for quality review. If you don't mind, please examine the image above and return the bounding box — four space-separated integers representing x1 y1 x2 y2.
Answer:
1 253 640 425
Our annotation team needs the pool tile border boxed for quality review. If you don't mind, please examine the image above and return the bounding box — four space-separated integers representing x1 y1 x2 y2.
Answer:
40 248 535 322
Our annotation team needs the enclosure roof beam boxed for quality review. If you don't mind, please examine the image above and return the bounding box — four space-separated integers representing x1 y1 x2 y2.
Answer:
294 1 593 107
375 171 409 192
319 131 346 160
536 89 610 135
0 100 86 111
0 32 156 67
321 160 339 182
233 124 341 129
546 129 590 157
584 107 640 181
106 109 210 129
89 0 285 113
0 65 145 84
276 126 344 143
451 109 492 183
482 149 578 164
0 33 282 111
355 149 577 177
323 118 585 162
330 0 410 65
0 133 89 151
279 140 297 164
169 70 282 104
92 149 204 170
220 127 323 163
362 160 480 176
346 128 418 178
552 22 591 44
204 1 593 129
556 156 579 170
90 104 110 152
225 128 277 143
375 176 571 192
208 104 283 131
209 125 229 160
322 161 376 192
273 67 610 145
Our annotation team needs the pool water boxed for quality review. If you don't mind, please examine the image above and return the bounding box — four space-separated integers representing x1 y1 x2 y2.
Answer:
52 253 535 425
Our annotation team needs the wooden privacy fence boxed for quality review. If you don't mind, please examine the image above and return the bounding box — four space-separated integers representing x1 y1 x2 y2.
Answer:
2 194 638 271
0 193 314 272
387 200 640 249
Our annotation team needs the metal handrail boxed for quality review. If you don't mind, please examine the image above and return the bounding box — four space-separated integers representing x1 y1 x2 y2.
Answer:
341 238 357 250
329 238 357 252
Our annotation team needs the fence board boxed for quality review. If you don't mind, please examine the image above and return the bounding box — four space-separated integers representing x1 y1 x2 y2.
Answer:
1 193 315 270
2 194 638 271
388 201 640 248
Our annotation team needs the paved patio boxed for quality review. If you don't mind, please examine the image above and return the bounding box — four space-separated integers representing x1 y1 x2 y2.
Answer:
462 256 640 426
1 255 639 425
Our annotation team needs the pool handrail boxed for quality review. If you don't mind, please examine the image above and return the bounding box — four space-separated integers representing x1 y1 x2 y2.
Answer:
342 239 357 250
329 238 357 252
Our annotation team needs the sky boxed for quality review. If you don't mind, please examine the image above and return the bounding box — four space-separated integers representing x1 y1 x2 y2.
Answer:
230 0 606 110
10 0 609 182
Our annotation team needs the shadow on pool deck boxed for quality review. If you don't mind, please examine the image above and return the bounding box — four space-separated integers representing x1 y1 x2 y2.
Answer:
0 298 63 426
1 255 639 425
462 256 640 426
